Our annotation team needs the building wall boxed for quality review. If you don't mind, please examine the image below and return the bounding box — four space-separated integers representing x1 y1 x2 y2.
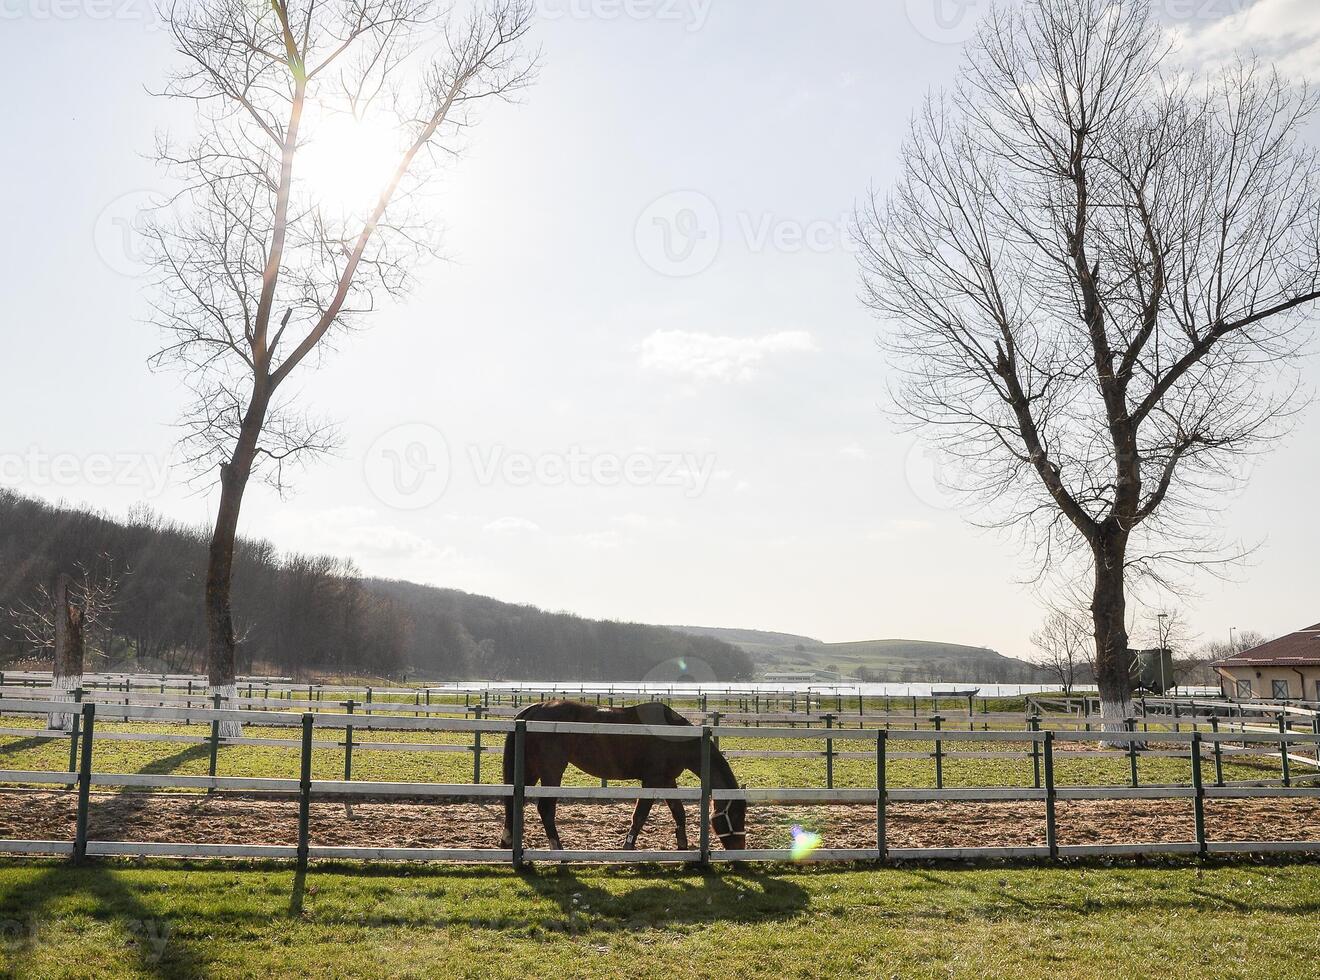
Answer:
1215 665 1320 701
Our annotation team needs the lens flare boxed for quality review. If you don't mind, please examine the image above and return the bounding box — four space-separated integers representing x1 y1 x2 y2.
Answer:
789 824 822 861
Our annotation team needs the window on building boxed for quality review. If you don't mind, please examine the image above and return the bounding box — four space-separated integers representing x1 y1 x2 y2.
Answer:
1236 679 1253 699
1271 679 1290 700
1315 679 1320 703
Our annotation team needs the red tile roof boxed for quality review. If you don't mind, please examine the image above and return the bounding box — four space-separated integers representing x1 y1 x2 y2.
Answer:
1213 626 1320 667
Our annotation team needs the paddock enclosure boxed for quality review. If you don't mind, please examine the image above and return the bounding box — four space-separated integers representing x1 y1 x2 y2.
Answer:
1 673 1318 867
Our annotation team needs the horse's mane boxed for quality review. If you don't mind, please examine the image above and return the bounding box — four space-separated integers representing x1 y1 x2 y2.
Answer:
709 743 739 790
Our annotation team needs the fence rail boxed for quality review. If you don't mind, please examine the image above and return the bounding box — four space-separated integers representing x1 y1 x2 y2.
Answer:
2 697 1320 867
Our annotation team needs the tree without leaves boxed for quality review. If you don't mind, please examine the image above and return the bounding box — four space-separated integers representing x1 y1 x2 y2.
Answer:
146 0 537 731
1031 609 1091 696
8 562 124 730
857 0 1320 730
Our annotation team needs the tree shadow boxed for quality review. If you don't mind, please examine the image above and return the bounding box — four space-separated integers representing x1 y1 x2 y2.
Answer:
0 735 65 759
0 863 213 978
136 744 213 778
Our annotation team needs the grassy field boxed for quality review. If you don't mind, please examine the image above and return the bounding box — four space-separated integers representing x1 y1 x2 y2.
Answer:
0 858 1316 978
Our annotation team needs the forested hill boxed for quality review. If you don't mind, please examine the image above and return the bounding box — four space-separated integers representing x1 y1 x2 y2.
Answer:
0 492 753 682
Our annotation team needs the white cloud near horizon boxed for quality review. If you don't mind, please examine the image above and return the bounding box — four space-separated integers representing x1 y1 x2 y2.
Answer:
483 516 541 534
638 329 818 383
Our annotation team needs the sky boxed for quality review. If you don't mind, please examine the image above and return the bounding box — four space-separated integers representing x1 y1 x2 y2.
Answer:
1 0 1318 660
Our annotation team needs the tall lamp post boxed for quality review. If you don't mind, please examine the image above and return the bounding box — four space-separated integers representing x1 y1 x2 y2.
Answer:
1157 613 1170 697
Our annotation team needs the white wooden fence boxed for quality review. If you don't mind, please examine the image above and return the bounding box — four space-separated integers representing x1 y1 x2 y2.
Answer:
2 697 1320 867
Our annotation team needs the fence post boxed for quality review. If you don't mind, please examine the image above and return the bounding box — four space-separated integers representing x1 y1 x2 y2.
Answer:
67 688 84 774
1211 717 1224 787
208 693 222 783
1029 714 1041 789
1278 713 1291 788
1191 732 1206 857
711 711 722 753
699 727 712 865
73 702 95 865
512 719 527 868
472 704 485 785
296 713 314 878
824 714 836 790
343 699 355 782
876 731 887 861
1043 731 1057 860
1127 718 1139 788
933 714 944 790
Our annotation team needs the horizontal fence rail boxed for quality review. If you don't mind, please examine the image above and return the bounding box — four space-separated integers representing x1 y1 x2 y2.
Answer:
1 694 1318 867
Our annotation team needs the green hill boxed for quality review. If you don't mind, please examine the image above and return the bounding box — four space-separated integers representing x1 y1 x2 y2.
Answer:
670 626 1045 683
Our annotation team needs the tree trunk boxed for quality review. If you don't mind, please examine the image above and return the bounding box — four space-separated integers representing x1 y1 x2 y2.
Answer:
205 386 269 738
1090 535 1134 737
49 573 84 732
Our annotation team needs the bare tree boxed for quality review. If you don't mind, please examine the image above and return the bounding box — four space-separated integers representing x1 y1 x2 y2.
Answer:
1204 628 1270 661
857 0 1320 730
10 564 123 730
146 0 536 731
1031 609 1090 696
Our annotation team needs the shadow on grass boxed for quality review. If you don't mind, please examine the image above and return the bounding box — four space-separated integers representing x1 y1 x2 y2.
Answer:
0 863 213 978
281 860 811 932
136 744 214 778
898 858 1320 917
0 735 65 759
518 863 811 933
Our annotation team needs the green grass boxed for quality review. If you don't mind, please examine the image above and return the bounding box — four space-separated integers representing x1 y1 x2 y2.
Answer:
0 858 1316 978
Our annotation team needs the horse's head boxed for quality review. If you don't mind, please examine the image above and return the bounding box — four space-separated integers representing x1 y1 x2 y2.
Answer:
713 789 747 851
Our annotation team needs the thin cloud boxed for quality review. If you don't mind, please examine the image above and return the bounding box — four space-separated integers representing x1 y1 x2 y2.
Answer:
639 329 818 383
483 516 541 534
1172 0 1320 77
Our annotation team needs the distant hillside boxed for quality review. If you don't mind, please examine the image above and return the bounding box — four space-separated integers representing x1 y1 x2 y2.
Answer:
671 626 1045 683
368 580 753 682
0 491 753 683
668 626 824 659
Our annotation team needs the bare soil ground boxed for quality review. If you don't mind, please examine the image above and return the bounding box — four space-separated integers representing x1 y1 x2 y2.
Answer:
5 790 1320 853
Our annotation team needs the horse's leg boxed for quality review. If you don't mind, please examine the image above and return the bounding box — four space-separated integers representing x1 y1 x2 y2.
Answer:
537 763 567 851
665 785 689 851
625 796 655 850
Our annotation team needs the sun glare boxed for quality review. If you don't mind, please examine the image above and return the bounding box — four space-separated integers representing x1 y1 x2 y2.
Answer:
298 112 404 213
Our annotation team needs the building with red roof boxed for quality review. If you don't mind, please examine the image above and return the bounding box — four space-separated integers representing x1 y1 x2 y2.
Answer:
1212 625 1320 702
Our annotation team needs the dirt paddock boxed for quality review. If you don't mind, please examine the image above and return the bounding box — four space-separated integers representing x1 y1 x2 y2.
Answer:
5 790 1320 855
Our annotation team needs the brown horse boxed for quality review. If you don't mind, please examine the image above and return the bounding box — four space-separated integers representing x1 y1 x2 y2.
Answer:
499 700 747 852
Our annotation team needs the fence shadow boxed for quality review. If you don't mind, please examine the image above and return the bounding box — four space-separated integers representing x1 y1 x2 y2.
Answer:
519 864 811 933
900 860 1320 918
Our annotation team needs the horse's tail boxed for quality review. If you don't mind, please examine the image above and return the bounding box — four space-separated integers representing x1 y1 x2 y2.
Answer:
501 703 540 845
